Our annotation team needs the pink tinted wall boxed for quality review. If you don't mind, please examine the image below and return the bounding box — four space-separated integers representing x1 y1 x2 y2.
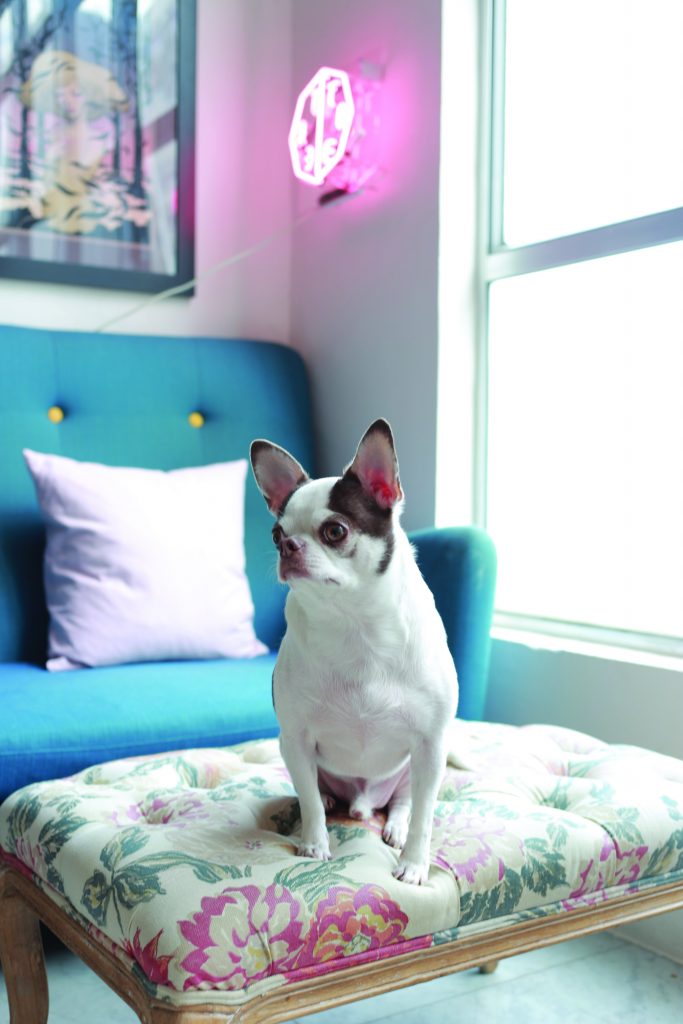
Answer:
288 0 443 531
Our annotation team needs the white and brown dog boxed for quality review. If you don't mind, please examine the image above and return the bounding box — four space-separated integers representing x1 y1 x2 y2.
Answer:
250 419 457 884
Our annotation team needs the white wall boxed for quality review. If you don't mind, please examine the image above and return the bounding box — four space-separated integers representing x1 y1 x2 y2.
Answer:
487 640 683 758
0 0 293 342
289 0 443 530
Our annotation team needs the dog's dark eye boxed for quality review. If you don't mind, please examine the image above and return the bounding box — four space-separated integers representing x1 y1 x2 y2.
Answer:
321 521 348 544
272 526 284 547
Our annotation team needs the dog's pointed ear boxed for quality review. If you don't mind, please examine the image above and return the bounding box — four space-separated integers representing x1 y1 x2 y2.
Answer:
250 440 309 515
345 418 403 510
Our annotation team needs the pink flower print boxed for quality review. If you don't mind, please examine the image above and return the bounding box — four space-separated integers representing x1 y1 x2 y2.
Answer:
570 857 598 899
195 760 224 790
562 889 609 912
599 831 613 862
296 885 410 968
179 884 304 990
139 794 211 828
124 928 173 985
608 835 649 886
13 836 48 878
432 814 508 884
572 834 649 897
109 803 142 827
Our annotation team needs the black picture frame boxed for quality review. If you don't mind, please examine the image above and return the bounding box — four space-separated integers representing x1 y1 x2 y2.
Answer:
0 0 195 294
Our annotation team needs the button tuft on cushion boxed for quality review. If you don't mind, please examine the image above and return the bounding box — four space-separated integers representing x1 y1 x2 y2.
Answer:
2 727 683 1002
47 405 65 423
188 411 205 428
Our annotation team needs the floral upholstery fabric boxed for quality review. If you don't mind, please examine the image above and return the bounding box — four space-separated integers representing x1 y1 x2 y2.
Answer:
2 721 683 1008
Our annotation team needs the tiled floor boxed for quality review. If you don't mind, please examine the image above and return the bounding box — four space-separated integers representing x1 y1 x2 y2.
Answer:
1 932 682 1023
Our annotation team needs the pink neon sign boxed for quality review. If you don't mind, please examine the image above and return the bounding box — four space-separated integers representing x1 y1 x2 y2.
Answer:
288 67 356 186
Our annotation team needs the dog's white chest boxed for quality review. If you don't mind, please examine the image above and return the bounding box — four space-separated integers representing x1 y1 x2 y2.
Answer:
294 670 415 778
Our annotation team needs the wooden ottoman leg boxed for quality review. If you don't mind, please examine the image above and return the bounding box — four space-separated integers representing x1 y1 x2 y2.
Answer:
479 960 499 974
148 1007 234 1023
0 868 49 1024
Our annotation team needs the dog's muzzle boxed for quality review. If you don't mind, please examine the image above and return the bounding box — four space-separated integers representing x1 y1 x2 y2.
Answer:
278 536 310 581
278 535 304 558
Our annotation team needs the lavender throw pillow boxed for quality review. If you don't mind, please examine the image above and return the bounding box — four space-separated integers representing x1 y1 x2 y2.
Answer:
23 450 268 670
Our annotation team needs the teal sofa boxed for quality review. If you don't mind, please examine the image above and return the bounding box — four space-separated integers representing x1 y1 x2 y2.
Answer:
0 325 496 802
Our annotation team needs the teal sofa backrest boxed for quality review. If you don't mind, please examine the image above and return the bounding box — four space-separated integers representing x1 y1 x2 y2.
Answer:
0 326 313 663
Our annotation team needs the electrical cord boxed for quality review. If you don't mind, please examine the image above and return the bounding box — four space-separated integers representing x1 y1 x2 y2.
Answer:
94 205 321 334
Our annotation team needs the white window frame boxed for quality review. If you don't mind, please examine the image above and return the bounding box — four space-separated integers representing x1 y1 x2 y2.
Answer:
475 0 683 661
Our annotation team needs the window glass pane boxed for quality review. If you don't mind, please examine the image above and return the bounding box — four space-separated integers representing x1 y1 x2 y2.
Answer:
503 0 683 246
487 242 683 638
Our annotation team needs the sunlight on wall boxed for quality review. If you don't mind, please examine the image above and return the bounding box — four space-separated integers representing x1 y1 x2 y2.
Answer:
436 0 479 528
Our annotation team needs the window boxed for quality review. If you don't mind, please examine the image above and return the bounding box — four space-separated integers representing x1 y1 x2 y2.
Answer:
480 0 683 655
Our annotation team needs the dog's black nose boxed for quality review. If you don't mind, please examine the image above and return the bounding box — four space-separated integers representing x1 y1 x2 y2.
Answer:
279 536 304 558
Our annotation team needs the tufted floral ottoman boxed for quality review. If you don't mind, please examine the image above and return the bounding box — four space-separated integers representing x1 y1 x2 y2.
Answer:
2 722 683 1023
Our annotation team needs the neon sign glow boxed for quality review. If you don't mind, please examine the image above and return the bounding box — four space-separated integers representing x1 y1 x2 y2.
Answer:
288 67 356 187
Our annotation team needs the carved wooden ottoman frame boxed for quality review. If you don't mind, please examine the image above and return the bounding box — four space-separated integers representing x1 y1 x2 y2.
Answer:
2 862 683 1024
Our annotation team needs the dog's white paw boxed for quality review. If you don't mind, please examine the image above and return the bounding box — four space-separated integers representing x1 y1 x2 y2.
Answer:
297 838 332 860
382 819 408 849
392 857 430 885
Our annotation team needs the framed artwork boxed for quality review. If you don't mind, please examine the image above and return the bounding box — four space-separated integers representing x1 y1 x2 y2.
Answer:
0 0 195 293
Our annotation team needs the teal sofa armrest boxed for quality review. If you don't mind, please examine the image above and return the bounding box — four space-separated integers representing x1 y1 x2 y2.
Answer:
409 526 497 721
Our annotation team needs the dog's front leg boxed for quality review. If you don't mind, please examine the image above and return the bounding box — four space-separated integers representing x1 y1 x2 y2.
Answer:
393 734 446 885
279 731 331 861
